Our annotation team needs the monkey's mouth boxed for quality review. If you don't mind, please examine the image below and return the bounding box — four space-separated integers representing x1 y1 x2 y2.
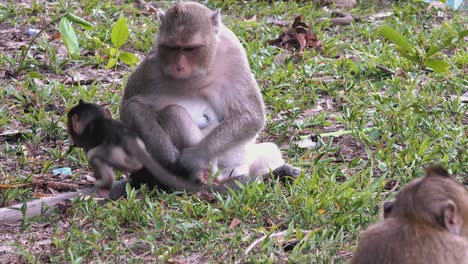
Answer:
167 68 206 80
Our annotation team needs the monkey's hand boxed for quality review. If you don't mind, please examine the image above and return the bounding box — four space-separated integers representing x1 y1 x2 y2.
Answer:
178 147 209 182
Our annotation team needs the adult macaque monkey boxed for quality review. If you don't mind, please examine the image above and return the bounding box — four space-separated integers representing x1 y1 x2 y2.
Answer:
120 1 299 187
351 166 468 264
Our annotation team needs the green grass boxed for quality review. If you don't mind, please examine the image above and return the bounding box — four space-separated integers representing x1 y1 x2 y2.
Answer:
0 0 466 263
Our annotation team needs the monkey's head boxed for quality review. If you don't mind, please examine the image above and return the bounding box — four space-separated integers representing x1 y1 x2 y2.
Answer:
156 2 221 80
384 166 468 236
67 100 112 146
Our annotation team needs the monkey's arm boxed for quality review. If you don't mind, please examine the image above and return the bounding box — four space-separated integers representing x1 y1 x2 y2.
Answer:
180 78 265 170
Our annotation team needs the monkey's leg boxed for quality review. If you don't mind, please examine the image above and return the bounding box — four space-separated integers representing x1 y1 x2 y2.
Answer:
158 104 205 150
247 142 301 180
121 97 181 169
214 142 299 183
109 178 132 200
158 104 218 182
261 164 301 181
87 145 143 196
87 157 114 189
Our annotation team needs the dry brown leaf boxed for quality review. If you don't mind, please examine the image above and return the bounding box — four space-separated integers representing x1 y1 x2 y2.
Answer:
50 32 61 41
267 16 322 57
146 6 157 14
0 183 30 189
296 33 306 54
229 218 242 228
32 193 55 198
305 32 322 50
242 15 257 22
292 16 309 29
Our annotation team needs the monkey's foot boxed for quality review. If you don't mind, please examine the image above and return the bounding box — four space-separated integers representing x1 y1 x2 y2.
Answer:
264 163 301 181
109 179 131 200
196 169 211 185
96 188 110 199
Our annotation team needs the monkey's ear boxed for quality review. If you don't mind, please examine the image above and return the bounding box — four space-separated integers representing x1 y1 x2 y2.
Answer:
211 9 221 34
103 107 113 119
157 9 165 22
425 165 450 178
383 200 394 219
71 114 84 135
79 99 85 104
442 200 461 235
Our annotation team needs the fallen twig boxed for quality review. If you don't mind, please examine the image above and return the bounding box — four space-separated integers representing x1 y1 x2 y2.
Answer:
376 64 395 75
32 179 82 191
0 178 129 225
0 187 94 225
330 11 359 26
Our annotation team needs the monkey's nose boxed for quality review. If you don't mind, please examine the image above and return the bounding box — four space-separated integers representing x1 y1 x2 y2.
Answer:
176 65 184 72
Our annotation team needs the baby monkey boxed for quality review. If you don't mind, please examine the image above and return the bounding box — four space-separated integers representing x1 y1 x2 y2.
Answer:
67 100 232 198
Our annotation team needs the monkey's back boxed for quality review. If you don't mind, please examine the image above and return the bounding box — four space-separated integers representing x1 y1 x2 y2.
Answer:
351 218 468 264
82 117 136 149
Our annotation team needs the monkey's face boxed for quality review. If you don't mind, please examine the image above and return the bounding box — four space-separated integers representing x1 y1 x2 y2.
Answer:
159 43 212 80
67 100 111 147
157 3 219 80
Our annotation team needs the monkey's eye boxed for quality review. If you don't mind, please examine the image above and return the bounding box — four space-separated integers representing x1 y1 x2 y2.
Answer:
183 46 200 52
161 45 178 51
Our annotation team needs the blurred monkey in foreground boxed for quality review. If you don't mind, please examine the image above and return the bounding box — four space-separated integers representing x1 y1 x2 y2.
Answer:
351 166 468 264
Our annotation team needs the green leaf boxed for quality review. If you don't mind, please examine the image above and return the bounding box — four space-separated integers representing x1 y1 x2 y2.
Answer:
59 17 80 55
459 30 468 39
105 58 118 69
426 45 445 58
109 47 118 56
395 47 420 63
65 13 94 30
111 17 129 48
418 138 430 156
424 58 450 73
427 30 468 57
426 36 456 57
27 71 45 79
378 25 415 54
119 52 139 66
369 128 380 140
